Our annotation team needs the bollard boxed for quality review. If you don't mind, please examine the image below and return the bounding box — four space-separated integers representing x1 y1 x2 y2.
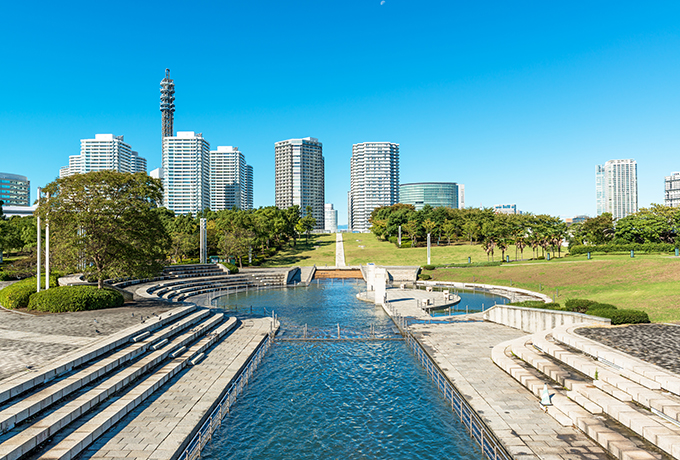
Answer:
468 256 471 264
337 323 340 339
506 255 509 263
630 250 634 258
587 252 591 260
546 253 550 261
676 248 679 257
466 305 468 314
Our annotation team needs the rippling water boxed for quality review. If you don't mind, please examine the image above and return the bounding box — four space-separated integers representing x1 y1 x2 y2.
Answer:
202 281 484 459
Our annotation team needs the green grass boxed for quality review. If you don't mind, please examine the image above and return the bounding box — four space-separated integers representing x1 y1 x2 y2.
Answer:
429 253 680 323
260 234 336 267
343 235 538 266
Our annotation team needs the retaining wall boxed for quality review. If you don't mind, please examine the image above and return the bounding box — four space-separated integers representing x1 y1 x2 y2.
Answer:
482 304 610 334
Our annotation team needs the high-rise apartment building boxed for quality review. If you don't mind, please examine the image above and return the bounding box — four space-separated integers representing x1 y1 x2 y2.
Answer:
60 134 146 178
275 137 324 229
665 172 680 208
596 159 638 220
325 203 338 233
162 131 210 215
399 182 464 211
349 142 399 232
0 173 30 206
493 204 522 215
210 146 253 211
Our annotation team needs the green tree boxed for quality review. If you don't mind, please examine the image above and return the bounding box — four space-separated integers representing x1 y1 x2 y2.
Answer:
37 171 171 288
297 206 316 244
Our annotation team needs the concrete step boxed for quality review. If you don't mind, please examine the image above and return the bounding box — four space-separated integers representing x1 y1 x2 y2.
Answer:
0 306 196 405
36 318 239 460
508 333 680 459
0 314 225 460
491 336 660 460
0 309 210 435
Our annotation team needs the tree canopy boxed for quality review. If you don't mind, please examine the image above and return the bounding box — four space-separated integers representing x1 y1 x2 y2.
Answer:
37 171 171 288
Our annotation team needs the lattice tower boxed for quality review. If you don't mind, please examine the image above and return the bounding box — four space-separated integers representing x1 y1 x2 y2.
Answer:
160 69 175 139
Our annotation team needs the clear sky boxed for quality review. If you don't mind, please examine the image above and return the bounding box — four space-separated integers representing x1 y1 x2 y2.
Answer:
2 1 680 224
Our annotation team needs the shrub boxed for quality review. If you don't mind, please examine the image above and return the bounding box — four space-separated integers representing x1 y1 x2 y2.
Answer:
422 264 436 271
443 262 502 268
587 308 650 325
569 243 675 255
27 286 124 313
419 273 431 280
224 263 239 274
0 275 60 309
587 303 617 312
564 298 598 313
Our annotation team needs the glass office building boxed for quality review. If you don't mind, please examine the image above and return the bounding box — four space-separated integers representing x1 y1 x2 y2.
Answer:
399 182 464 210
0 173 30 206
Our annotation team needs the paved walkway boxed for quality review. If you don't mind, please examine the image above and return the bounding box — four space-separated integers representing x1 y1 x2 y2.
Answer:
0 299 174 382
79 318 272 460
410 321 608 459
358 286 462 319
335 233 346 267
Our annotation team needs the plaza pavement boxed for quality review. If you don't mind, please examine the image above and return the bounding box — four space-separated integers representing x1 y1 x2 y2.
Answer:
335 232 346 267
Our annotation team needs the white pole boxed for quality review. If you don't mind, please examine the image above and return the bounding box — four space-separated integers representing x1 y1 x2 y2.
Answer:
45 193 50 290
427 233 431 265
36 187 41 293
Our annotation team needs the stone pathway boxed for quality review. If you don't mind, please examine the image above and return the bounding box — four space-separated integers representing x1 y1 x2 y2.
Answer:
576 323 680 375
335 233 346 267
411 321 608 459
79 318 272 460
358 286 462 319
0 299 174 382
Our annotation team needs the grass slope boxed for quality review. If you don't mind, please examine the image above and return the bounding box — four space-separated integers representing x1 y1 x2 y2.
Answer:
260 234 336 267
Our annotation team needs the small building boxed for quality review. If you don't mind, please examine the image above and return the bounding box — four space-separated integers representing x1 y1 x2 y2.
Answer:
493 204 522 215
665 172 680 208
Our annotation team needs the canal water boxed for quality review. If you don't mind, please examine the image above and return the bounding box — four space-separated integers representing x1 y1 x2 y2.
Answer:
202 280 496 459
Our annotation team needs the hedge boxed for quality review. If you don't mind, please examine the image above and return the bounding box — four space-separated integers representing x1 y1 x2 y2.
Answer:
586 308 650 325
27 286 124 313
0 275 60 309
422 264 436 271
224 263 239 274
419 273 432 280
570 243 676 255
564 298 598 313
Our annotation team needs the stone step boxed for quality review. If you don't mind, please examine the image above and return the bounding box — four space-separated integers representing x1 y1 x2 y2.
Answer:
0 314 225 460
492 337 661 460
553 327 680 396
0 306 196 405
510 334 680 459
0 309 210 435
534 332 680 424
36 318 239 460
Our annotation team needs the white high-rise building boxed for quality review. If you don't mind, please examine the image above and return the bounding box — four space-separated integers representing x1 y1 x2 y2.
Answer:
210 146 253 211
665 172 680 208
349 142 399 232
325 203 338 233
162 131 210 215
60 134 146 177
275 137 324 229
596 159 638 220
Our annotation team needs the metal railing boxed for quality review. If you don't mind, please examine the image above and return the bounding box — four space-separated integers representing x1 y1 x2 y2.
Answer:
404 330 511 460
177 333 272 460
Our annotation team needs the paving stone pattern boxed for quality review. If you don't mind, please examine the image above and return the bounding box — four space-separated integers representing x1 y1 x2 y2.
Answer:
79 318 272 460
576 324 680 375
411 320 609 460
0 299 174 381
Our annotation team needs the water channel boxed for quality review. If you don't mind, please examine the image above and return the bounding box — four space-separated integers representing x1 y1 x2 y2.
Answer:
201 280 504 459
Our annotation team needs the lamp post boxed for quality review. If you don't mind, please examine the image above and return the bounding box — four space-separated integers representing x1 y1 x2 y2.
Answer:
45 193 50 290
36 187 41 293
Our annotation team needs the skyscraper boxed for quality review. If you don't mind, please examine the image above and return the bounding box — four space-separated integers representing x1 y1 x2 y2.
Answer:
665 172 680 208
210 146 253 210
349 142 399 232
60 134 146 177
275 137 324 229
596 159 638 220
162 131 210 215
160 69 175 139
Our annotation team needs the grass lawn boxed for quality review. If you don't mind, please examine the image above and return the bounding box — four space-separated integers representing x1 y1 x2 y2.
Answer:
343 234 534 266
429 254 680 323
260 234 336 267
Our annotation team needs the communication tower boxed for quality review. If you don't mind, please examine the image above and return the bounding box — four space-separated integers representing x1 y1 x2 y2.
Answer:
160 69 175 139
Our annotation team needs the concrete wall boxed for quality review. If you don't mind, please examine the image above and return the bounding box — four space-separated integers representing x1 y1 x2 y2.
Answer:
483 305 610 334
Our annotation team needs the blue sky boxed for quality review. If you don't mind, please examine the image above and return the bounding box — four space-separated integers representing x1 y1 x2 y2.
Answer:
2 1 680 224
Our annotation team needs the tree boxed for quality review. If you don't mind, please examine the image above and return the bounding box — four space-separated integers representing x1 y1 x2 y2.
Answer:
37 171 171 288
402 220 420 246
297 206 316 244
